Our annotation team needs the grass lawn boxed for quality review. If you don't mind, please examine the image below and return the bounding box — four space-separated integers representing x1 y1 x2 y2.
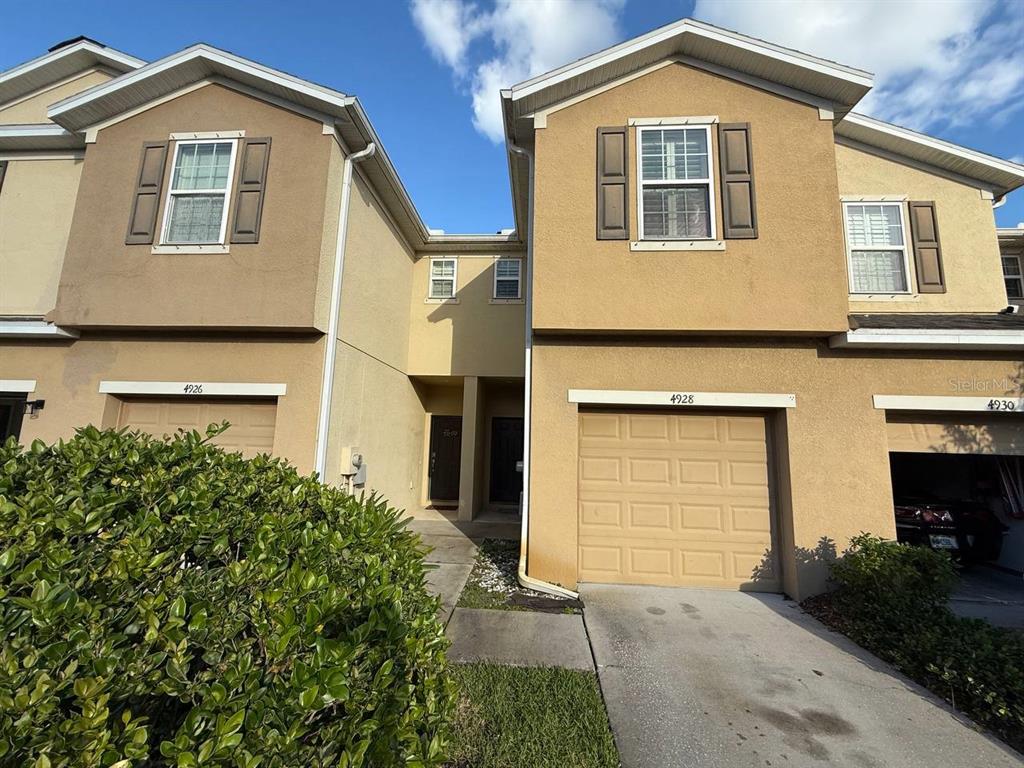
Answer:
446 663 619 768
457 539 580 613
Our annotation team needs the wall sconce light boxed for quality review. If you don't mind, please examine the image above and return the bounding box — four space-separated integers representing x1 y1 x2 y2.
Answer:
24 399 45 417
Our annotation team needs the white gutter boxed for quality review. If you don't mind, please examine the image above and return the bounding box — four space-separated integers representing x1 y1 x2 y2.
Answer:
313 140 377 481
508 141 579 601
829 328 1024 350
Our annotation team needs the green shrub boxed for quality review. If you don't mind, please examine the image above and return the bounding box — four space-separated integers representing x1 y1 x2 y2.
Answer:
0 425 454 767
826 534 1024 748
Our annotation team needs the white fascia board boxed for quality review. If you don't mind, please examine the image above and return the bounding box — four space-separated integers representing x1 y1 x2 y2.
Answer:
49 44 350 122
0 321 79 338
567 389 796 409
509 18 871 102
873 395 1024 413
98 381 287 397
840 113 1024 181
0 124 74 139
0 41 143 89
0 380 37 393
830 330 1024 350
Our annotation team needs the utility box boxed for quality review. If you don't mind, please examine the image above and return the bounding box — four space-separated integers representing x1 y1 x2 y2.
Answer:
340 446 366 487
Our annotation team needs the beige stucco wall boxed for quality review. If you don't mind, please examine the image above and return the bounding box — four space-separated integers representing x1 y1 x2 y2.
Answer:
52 83 332 330
836 142 1006 312
0 156 83 315
527 339 1022 598
531 61 849 334
407 255 526 376
0 69 113 125
0 335 324 472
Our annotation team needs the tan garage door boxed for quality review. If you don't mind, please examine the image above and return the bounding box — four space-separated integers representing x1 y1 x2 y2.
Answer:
886 414 1024 455
578 410 778 591
117 398 277 458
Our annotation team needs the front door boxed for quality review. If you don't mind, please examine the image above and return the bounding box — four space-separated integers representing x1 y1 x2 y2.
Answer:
490 416 524 504
0 394 26 442
429 415 462 501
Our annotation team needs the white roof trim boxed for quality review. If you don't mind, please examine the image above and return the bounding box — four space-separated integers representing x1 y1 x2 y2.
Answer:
830 328 1024 350
0 40 143 89
0 124 75 139
567 388 796 409
0 320 79 338
873 395 1023 413
98 381 287 397
509 17 871 102
0 380 37 393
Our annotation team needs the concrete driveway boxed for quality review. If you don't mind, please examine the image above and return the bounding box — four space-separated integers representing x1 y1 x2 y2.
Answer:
582 585 1022 768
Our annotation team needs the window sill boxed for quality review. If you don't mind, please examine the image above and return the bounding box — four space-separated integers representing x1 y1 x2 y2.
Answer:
425 297 460 304
489 298 524 305
630 240 725 252
152 244 230 255
849 293 919 302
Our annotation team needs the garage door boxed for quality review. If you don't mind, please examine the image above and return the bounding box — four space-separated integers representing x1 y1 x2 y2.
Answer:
578 410 778 590
886 414 1024 455
117 398 277 458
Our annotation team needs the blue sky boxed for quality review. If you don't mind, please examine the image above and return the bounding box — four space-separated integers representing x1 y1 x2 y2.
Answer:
2 0 1022 232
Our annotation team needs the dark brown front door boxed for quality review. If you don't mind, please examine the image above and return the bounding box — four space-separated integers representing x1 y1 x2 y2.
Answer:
429 415 462 501
489 416 524 504
0 394 26 443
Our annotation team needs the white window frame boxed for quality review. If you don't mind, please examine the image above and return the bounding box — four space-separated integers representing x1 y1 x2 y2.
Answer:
492 257 522 301
160 138 239 246
842 201 913 296
428 257 458 301
1003 253 1023 301
636 122 717 242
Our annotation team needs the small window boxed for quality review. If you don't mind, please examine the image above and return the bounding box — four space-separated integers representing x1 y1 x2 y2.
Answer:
493 258 522 299
638 124 715 240
429 258 457 299
162 139 237 244
1004 255 1023 300
843 202 911 294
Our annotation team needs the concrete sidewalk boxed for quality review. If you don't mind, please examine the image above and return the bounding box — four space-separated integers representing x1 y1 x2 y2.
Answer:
446 607 594 669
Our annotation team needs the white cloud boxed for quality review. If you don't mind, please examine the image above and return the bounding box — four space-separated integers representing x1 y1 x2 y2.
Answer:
411 0 625 142
692 0 1024 132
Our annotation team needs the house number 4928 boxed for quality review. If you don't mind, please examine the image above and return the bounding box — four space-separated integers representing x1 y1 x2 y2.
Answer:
183 383 204 395
670 393 695 405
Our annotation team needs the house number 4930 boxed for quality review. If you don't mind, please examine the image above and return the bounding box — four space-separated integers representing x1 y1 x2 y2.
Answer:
987 399 1017 412
183 383 204 395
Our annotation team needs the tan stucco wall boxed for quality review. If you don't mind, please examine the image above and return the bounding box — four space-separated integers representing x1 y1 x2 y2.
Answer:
408 255 526 376
531 61 849 334
0 335 324 472
0 156 83 315
0 69 113 125
836 142 1006 312
527 339 1022 598
52 83 332 330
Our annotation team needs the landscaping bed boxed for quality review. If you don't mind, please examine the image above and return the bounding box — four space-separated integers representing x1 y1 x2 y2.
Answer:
802 534 1024 753
446 663 618 768
456 539 582 613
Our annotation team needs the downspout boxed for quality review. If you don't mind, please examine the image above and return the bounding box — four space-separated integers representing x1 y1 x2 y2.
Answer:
313 139 377 481
508 140 579 600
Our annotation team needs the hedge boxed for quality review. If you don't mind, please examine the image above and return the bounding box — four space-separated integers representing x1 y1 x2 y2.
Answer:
824 534 1024 750
0 425 454 767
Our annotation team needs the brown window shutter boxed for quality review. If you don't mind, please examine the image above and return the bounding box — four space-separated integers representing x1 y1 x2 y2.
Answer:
908 201 945 293
597 127 628 240
125 142 168 244
230 137 271 244
0 161 8 196
717 123 758 239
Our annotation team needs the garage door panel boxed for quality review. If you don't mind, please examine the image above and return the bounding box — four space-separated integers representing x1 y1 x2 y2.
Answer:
118 397 277 458
578 410 778 591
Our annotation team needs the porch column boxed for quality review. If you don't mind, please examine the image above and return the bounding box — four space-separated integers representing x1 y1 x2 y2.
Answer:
459 376 482 521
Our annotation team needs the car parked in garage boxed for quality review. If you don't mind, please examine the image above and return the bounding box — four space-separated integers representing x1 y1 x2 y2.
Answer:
894 495 1008 563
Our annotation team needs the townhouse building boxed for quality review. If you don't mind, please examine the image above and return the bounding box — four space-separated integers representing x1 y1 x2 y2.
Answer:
2 20 1022 598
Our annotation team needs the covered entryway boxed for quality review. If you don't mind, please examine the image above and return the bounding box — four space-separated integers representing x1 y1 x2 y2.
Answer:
117 397 277 458
577 410 778 590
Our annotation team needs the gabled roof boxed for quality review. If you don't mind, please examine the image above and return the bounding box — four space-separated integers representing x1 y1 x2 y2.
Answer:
836 113 1024 198
43 43 519 251
0 38 143 108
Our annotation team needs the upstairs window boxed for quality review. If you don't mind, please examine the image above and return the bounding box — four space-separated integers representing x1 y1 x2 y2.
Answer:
638 125 715 240
429 258 457 299
493 258 522 299
1004 255 1023 300
162 139 237 244
843 202 911 294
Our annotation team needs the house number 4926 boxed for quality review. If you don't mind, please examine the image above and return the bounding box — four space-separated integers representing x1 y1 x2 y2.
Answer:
183 383 204 395
670 393 695 405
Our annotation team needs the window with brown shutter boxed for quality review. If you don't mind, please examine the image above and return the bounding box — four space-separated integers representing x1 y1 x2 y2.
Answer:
125 142 168 244
230 137 271 244
597 127 628 240
718 123 757 239
908 201 946 293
